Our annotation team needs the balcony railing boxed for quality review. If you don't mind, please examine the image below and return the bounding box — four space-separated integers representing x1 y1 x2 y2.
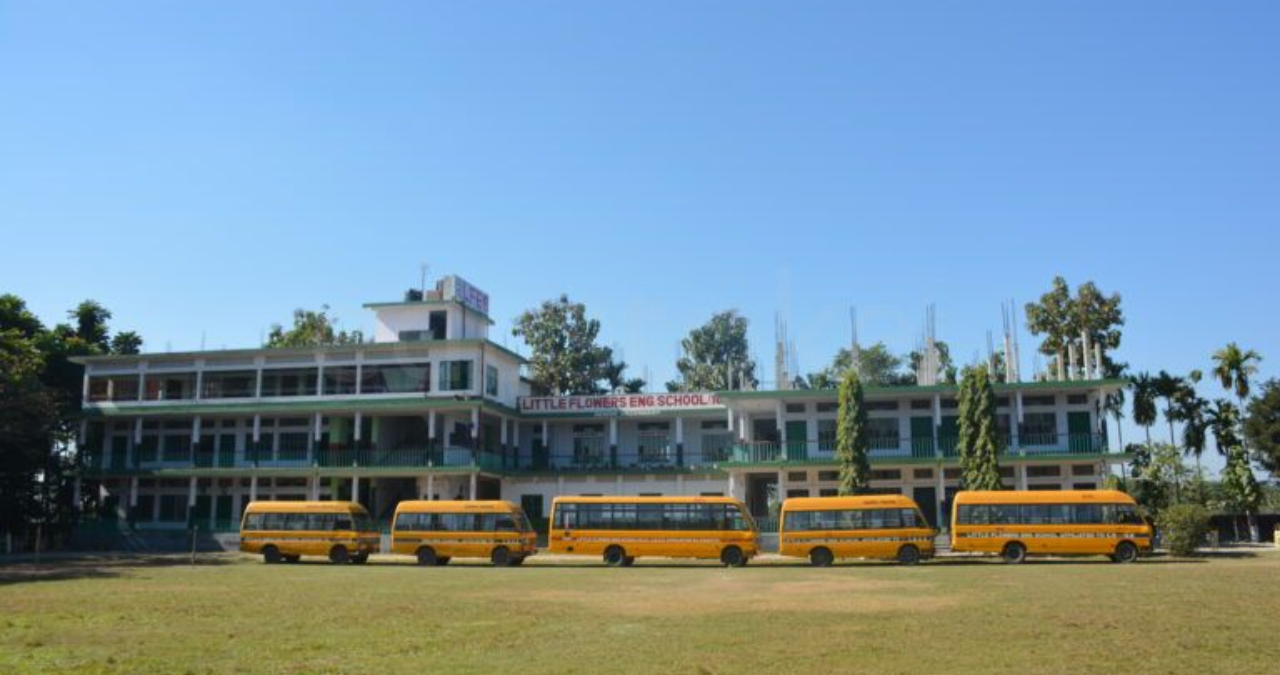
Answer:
720 433 1109 464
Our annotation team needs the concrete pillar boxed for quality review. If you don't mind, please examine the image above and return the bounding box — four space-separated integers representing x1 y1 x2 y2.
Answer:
352 476 360 504
675 416 685 467
608 418 618 468
469 472 477 501
187 476 198 507
428 409 436 442
427 472 435 500
129 476 139 507
309 476 319 501
249 475 258 502
936 468 946 529
727 472 736 499
354 411 363 442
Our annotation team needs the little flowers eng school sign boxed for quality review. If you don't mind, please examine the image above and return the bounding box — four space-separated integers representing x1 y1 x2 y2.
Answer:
518 392 723 416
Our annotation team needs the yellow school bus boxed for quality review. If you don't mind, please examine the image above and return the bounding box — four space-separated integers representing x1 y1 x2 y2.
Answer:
779 495 936 566
391 500 537 566
951 489 1153 563
239 501 380 565
548 496 758 566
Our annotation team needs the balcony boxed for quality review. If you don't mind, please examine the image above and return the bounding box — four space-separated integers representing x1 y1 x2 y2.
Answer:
78 443 505 474
720 433 1111 465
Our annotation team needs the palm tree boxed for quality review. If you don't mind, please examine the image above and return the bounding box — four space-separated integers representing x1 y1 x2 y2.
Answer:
1130 373 1158 446
1212 343 1263 451
1152 370 1186 448
1173 388 1210 485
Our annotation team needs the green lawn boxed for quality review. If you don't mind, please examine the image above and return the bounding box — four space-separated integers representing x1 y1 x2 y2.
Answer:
2 550 1278 675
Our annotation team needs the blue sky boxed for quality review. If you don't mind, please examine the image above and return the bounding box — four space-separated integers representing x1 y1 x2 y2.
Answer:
2 2 1277 465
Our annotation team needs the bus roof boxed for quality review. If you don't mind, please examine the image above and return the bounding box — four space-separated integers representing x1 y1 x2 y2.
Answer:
782 495 921 511
952 490 1136 505
394 500 520 514
242 500 369 515
551 496 744 506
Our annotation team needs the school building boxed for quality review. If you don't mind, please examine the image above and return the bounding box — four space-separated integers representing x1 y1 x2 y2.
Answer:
71 275 1128 533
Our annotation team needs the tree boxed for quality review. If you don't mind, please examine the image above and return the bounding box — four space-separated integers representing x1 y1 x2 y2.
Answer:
1212 343 1263 404
1152 370 1191 448
1171 386 1210 477
69 300 112 350
1024 277 1124 378
1211 401 1260 542
1244 379 1280 473
513 295 614 396
956 364 1002 490
1130 373 1159 445
600 350 645 393
109 331 143 355
905 340 957 384
807 342 914 389
835 372 870 496
266 305 363 348
667 310 757 391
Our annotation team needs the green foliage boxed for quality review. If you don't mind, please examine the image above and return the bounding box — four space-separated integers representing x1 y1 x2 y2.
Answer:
957 364 1002 491
1211 342 1262 401
807 341 955 389
513 295 625 395
1244 379 1280 473
667 310 756 391
1126 442 1190 515
835 372 870 496
1024 277 1125 378
1129 373 1159 437
109 331 143 355
266 305 363 348
1157 503 1212 556
0 293 142 545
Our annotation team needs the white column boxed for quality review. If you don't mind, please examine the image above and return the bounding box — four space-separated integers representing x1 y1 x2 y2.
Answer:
252 414 262 442
608 418 618 446
936 469 946 528
470 408 479 439
727 472 736 498
427 472 435 500
726 408 734 433
137 364 147 402
1016 463 1028 490
254 358 264 398
81 371 91 401
309 476 319 500
352 476 360 503
500 417 508 445
776 401 786 442
72 477 83 510
777 469 787 503
129 476 139 507
134 417 144 443
675 417 684 445
249 475 258 502
188 476 198 507
313 412 323 442
192 416 202 443
194 360 204 400
469 472 477 501
354 411 363 442
315 355 325 396
428 409 437 440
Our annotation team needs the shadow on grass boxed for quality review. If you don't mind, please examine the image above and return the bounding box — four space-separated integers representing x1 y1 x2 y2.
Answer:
0 553 238 586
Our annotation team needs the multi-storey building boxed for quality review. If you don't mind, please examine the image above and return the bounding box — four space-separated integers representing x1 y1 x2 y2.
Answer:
72 276 1127 534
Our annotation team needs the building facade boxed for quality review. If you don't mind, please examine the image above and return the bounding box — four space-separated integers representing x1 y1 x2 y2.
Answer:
71 276 1128 533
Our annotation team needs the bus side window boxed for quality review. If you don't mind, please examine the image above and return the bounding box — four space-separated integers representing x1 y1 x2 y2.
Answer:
334 516 353 531
1116 505 1142 525
494 515 517 531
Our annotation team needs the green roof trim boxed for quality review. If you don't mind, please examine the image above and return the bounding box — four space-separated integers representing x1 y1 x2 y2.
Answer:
82 396 523 418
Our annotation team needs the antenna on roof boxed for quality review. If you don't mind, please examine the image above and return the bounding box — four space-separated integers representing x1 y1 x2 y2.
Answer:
419 263 430 297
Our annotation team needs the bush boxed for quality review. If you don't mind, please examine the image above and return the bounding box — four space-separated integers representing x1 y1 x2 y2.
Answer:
1157 503 1212 556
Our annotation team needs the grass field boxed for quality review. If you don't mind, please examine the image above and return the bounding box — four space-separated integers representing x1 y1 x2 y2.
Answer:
3 550 1278 675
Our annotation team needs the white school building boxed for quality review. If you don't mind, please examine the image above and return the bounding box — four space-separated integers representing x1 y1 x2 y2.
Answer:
71 275 1128 533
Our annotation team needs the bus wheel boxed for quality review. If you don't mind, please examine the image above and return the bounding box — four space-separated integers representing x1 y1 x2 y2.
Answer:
436 556 452 566
621 556 636 567
1001 542 1027 564
509 556 525 567
416 547 438 566
1113 541 1139 564
720 546 746 568
897 544 921 566
809 547 834 567
329 545 350 565
262 546 282 564
491 546 512 567
603 545 627 566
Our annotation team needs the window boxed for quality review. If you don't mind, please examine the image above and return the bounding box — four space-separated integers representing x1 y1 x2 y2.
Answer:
913 468 934 480
785 403 807 414
786 471 807 482
438 360 473 391
1067 394 1088 405
865 400 898 412
817 470 839 482
867 418 900 449
786 489 809 498
910 399 932 410
88 375 141 402
361 364 430 394
1022 395 1056 407
323 366 359 395
817 420 837 451
398 330 433 342
485 365 499 397
786 508 924 531
637 422 670 464
145 373 196 401
1071 464 1095 477
1026 465 1061 478
158 495 187 522
1020 413 1057 445
818 488 839 497
816 402 838 413
260 368 319 397
201 371 256 399
869 469 901 481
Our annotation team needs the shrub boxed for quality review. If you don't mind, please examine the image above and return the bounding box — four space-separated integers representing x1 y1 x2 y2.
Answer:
1157 503 1212 556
